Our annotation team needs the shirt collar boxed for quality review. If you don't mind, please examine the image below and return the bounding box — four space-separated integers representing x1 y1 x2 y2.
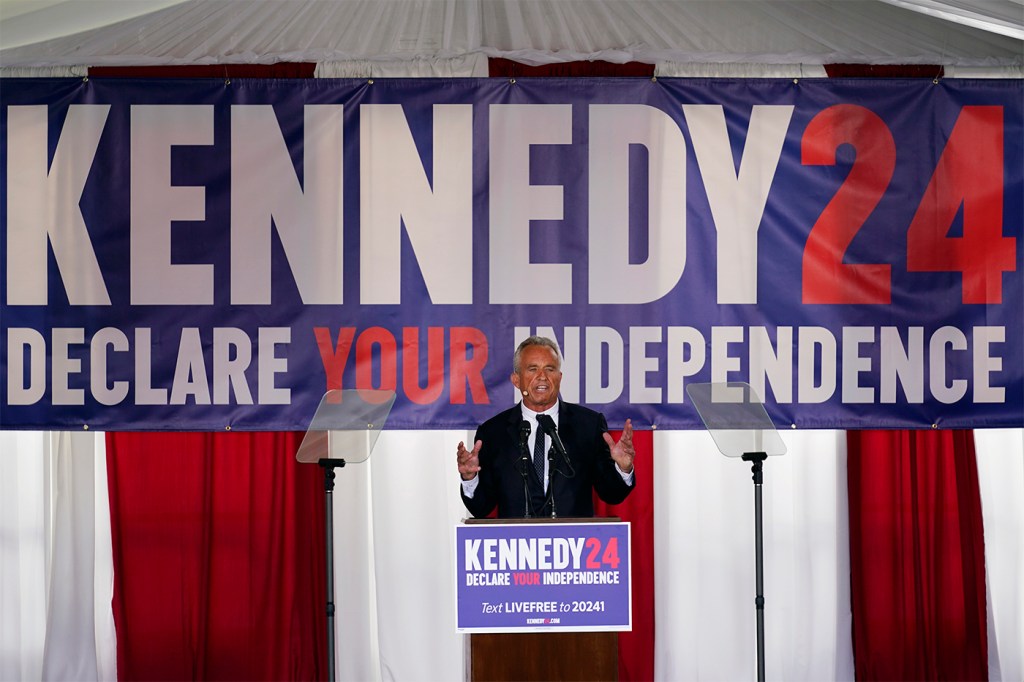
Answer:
521 399 559 422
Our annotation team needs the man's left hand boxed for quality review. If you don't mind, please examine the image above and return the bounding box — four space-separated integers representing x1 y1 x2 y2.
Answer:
604 418 634 474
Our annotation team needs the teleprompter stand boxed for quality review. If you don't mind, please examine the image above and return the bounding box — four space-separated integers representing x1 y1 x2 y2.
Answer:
687 382 786 682
295 389 396 682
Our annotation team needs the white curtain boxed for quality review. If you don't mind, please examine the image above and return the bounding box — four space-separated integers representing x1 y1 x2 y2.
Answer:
332 428 855 681
652 430 853 681
0 431 116 682
1 427 1021 680
1 432 47 681
974 429 1024 682
332 427 1022 681
333 430 472 682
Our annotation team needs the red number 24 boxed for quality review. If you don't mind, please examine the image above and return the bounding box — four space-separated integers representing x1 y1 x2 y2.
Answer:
801 104 1014 305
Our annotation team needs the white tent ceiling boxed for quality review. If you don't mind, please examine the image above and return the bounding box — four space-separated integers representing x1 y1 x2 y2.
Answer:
0 0 1021 74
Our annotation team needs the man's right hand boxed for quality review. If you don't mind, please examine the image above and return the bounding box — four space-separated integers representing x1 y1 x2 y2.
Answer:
457 440 483 480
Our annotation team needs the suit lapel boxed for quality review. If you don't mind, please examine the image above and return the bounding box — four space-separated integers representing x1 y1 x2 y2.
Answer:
557 402 575 452
502 404 534 482
503 404 522 443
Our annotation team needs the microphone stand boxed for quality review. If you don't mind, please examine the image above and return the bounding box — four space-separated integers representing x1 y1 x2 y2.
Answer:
537 414 574 477
742 451 768 682
519 421 533 518
547 446 556 518
521 464 532 517
318 458 346 682
535 415 573 519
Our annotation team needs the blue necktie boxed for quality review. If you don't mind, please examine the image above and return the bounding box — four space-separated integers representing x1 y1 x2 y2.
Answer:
533 426 546 482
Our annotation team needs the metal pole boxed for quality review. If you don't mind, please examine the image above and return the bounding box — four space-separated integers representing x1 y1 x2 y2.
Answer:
321 462 341 682
753 472 765 682
743 452 767 682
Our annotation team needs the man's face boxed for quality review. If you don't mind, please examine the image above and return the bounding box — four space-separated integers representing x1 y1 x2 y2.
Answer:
511 345 562 412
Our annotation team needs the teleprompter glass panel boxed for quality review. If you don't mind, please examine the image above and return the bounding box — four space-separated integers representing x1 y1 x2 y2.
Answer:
686 382 786 458
295 388 396 464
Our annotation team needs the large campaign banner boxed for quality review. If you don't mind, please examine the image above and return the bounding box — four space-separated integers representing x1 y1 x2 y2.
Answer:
1 77 1021 431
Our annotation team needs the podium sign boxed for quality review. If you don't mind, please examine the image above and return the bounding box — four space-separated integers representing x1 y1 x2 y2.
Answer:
455 521 631 633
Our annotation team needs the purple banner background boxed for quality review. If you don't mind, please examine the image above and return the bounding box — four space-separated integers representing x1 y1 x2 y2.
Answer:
2 78 1021 431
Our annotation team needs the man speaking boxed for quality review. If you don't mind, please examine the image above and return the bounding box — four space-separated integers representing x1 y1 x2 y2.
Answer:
457 336 635 518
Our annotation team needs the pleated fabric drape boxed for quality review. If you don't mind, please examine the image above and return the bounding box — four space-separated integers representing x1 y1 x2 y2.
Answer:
847 430 988 681
105 432 326 680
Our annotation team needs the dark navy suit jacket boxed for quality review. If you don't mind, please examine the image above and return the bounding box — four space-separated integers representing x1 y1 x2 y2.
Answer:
460 402 634 518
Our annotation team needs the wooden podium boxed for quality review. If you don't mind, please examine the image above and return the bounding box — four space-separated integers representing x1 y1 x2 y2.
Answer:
464 518 620 682
470 630 617 681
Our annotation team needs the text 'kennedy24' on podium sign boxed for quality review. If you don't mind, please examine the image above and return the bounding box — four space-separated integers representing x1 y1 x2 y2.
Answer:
455 521 632 633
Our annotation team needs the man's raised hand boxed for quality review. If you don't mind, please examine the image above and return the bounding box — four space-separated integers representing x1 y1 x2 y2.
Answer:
457 440 483 480
603 418 635 474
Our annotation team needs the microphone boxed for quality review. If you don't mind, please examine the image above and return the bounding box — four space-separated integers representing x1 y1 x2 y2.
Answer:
535 414 567 461
519 420 531 452
536 414 575 480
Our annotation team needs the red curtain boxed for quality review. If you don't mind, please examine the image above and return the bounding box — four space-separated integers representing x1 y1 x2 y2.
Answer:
846 430 987 681
106 432 326 680
594 429 655 682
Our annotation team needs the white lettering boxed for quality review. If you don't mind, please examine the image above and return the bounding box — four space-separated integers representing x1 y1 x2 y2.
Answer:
750 326 793 403
930 326 968 404
684 104 793 304
258 327 291 405
134 327 167 405
842 327 875 404
231 105 345 304
589 105 687 303
91 327 130 406
6 105 110 305
213 327 254 405
585 327 625 404
465 539 482 571
538 538 552 570
489 105 572 304
360 104 473 304
7 328 46 405
798 327 837 404
973 326 1004 403
880 327 924 403
170 327 210 405
52 327 85 405
629 326 662 404
4 326 291 408
711 326 744 387
666 326 706 404
130 105 214 304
